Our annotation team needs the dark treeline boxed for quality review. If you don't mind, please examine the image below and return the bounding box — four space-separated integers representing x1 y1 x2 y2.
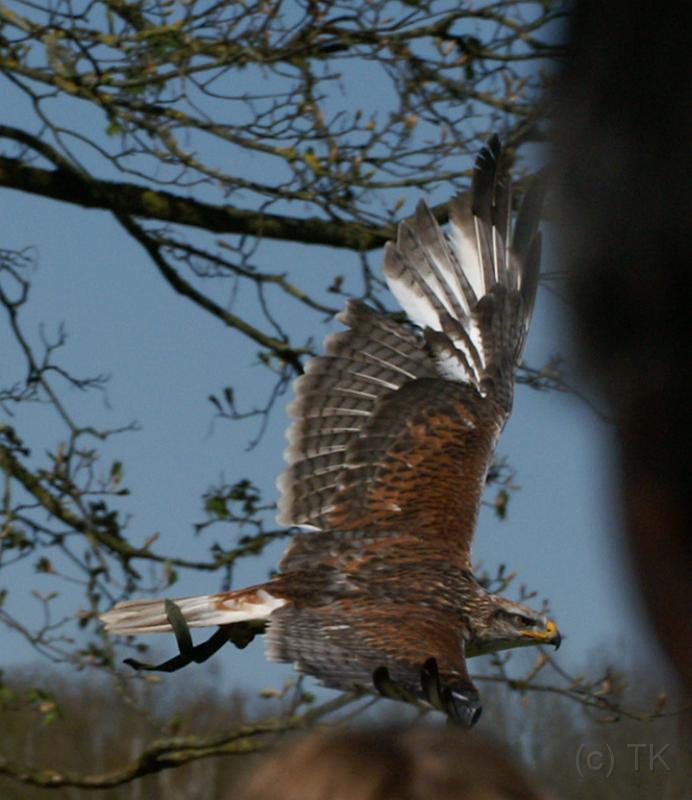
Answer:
1 649 688 800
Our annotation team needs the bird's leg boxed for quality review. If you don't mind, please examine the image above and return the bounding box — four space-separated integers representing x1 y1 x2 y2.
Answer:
123 601 263 673
418 657 482 727
372 657 481 727
372 665 419 705
419 657 449 710
372 658 448 709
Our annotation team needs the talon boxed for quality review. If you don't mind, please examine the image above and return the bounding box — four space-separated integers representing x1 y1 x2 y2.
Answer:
420 657 443 708
446 690 483 728
373 665 394 697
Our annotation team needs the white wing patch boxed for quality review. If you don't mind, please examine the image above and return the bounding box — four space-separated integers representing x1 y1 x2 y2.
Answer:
449 215 485 303
382 201 494 388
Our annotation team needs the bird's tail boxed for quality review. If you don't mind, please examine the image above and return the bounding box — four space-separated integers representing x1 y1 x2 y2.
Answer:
100 584 286 635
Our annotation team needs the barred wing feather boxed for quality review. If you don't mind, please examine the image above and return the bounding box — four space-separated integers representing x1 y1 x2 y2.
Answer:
278 136 543 565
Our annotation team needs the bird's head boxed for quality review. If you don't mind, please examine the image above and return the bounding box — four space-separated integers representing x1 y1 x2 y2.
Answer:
465 595 561 657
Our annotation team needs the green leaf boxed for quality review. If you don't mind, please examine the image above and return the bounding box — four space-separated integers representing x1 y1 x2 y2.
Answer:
205 495 228 519
105 121 124 136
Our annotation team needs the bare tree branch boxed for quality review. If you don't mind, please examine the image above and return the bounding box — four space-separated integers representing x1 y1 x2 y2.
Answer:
0 155 392 251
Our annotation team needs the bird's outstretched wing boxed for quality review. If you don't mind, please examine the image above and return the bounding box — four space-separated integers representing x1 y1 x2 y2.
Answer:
277 136 543 565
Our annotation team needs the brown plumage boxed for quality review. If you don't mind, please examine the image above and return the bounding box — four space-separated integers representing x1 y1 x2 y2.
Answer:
101 137 559 725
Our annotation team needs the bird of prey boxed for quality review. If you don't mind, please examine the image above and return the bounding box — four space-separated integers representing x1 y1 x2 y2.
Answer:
101 136 561 726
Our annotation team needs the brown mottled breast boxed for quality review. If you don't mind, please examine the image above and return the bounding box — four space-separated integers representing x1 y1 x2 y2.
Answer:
265 594 475 695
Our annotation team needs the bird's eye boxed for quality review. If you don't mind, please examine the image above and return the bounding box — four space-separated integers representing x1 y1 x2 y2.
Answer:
515 615 534 627
494 609 534 626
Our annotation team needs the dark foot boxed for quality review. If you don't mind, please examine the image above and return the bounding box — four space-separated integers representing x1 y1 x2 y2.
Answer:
373 657 482 727
373 665 419 704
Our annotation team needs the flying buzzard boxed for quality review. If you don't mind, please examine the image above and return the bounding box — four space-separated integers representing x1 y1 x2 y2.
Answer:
101 137 560 726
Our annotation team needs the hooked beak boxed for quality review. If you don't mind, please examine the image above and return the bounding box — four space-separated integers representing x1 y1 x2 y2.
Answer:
520 619 562 649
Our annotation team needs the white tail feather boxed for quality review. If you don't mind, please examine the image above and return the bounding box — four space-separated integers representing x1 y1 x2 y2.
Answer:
100 588 286 635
